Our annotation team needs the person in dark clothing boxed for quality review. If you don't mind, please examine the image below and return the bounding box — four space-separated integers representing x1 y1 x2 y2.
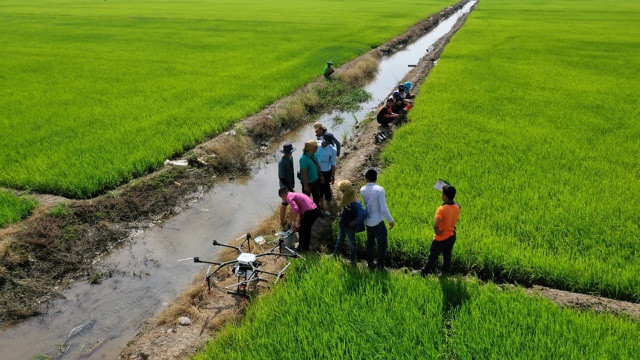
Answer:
278 142 295 191
334 180 367 265
377 98 399 127
421 185 461 275
313 122 341 156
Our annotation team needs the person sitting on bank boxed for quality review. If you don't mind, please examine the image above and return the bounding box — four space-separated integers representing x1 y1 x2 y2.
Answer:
420 185 461 275
299 139 323 206
316 133 337 216
313 122 341 156
278 142 296 192
323 60 335 79
392 91 413 113
398 82 415 99
376 98 399 127
279 187 321 253
334 180 367 265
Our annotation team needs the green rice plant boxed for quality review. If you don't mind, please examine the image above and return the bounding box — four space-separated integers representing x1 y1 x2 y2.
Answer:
450 286 640 360
0 190 37 228
0 0 454 197
195 257 445 360
379 0 640 300
194 258 640 359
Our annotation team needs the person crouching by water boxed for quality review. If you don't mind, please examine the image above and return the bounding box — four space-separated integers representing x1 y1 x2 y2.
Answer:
299 139 322 207
360 169 394 270
334 180 367 265
376 98 399 127
279 187 320 252
420 185 460 275
278 142 295 192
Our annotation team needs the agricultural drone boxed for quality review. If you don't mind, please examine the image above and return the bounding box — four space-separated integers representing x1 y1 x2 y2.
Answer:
180 232 303 298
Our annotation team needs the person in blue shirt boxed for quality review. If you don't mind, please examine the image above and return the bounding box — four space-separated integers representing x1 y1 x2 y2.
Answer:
335 180 367 265
316 134 337 215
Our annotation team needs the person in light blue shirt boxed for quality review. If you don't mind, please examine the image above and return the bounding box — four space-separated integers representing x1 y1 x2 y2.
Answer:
360 169 394 270
316 134 337 215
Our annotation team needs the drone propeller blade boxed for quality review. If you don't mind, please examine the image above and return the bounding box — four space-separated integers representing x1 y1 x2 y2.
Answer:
177 257 194 262
284 246 305 260
275 262 292 284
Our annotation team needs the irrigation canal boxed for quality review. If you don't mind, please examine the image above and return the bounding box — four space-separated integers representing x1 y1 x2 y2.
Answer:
0 2 475 359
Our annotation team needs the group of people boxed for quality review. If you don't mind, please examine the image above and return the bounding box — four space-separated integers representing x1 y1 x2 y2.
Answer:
376 82 415 126
277 116 460 273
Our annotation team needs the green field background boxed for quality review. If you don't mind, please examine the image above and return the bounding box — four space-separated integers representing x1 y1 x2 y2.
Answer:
196 258 640 359
380 0 640 300
0 0 452 197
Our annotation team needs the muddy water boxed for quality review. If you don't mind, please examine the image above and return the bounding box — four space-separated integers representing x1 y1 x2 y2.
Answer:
0 3 475 359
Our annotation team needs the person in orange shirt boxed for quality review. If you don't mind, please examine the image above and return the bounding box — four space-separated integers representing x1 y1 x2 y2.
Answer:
421 185 460 275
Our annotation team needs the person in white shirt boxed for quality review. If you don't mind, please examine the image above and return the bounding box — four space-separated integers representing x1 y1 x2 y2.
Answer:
360 169 394 270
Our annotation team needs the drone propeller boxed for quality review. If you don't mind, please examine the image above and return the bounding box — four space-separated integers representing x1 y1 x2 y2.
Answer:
177 257 194 262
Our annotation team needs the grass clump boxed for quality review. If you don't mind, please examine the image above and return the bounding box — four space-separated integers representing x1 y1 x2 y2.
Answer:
0 190 36 227
48 203 71 218
379 0 640 300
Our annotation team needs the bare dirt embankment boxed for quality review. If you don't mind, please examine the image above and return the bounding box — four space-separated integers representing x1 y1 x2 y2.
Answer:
0 0 472 326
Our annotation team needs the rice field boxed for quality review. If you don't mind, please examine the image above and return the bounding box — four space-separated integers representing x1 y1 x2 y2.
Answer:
378 0 640 300
0 191 36 228
195 257 640 359
0 0 454 198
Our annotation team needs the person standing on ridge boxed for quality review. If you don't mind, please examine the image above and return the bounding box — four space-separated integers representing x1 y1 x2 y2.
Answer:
278 142 296 192
299 139 322 206
313 122 341 156
421 185 461 275
279 187 320 252
360 169 394 270
316 133 337 216
323 60 335 79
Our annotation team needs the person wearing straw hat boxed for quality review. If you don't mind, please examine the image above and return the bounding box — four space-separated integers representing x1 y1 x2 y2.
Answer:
334 180 367 265
299 139 322 206
323 60 335 79
278 142 296 191
313 122 341 156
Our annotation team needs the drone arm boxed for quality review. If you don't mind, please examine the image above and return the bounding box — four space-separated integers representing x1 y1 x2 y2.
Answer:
205 259 238 281
211 240 243 254
193 257 223 265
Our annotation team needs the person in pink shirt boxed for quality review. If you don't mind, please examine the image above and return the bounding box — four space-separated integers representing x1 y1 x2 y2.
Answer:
279 187 320 252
